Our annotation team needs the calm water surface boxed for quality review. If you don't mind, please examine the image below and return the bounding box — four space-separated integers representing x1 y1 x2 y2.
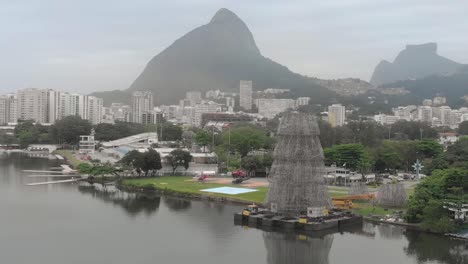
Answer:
0 153 466 264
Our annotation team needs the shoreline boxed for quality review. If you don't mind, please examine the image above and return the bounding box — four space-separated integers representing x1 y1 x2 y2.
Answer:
48 150 468 241
116 178 467 240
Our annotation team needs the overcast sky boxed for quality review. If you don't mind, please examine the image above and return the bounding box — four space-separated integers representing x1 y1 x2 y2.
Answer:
1 0 467 94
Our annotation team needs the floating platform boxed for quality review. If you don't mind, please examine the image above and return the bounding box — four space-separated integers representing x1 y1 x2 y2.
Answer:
234 209 362 232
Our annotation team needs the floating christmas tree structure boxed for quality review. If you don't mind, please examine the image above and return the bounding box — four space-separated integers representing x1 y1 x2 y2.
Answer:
265 112 332 216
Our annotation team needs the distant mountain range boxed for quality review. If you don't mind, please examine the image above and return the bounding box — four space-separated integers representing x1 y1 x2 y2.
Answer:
92 9 468 108
93 8 334 105
370 43 464 86
380 65 468 106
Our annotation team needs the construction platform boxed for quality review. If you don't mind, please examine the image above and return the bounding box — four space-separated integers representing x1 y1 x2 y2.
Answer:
234 209 362 232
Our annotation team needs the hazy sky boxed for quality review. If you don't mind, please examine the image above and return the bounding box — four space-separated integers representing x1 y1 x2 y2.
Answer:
1 0 467 94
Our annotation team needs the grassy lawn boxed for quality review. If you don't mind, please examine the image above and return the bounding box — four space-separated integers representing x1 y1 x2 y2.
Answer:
53 150 87 168
122 176 346 203
122 176 267 203
353 202 405 216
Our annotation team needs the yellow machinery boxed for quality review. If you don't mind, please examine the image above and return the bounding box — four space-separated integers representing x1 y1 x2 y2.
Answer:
332 193 376 210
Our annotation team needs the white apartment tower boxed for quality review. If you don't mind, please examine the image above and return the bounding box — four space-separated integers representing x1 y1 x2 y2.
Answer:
239 80 253 110
132 91 154 123
0 96 10 125
77 95 103 125
17 88 50 123
328 104 346 127
0 95 17 125
418 106 433 123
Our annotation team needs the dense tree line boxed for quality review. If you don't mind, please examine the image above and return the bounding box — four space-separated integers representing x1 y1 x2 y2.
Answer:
318 119 438 148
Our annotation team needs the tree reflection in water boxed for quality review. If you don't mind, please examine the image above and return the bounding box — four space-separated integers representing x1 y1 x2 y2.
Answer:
77 184 160 217
377 224 404 240
163 197 191 211
263 232 333 264
404 230 468 264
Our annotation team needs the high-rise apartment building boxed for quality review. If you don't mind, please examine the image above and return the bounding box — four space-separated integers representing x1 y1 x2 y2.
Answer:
418 106 433 123
86 96 103 125
132 91 154 123
0 95 17 125
17 88 50 123
439 106 452 126
239 80 253 110
328 104 346 127
0 95 10 125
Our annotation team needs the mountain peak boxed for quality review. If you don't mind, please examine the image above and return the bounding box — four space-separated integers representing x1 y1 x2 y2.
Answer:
405 42 437 54
370 43 462 86
210 8 241 24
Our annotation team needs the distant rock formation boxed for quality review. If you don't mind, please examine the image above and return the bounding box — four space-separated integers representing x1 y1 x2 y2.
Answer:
92 8 333 105
370 43 463 86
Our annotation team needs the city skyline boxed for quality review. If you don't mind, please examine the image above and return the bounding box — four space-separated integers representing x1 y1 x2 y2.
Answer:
1 1 468 94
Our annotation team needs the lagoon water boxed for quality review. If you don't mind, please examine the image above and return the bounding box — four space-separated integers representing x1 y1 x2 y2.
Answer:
0 153 466 264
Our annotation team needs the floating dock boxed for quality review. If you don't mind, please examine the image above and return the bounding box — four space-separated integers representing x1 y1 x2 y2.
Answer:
234 209 362 232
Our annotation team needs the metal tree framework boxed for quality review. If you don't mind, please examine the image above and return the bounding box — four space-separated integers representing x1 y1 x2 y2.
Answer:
377 183 407 207
349 182 369 196
265 112 332 215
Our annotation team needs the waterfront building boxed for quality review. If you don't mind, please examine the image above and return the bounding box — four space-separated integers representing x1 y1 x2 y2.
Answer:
239 80 253 110
79 134 96 154
132 91 154 124
328 104 346 127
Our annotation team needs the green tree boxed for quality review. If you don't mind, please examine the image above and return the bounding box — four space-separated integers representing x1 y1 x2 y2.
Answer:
445 136 468 166
50 116 92 145
458 121 468 135
141 149 162 176
166 149 192 175
324 144 365 171
120 149 162 177
241 155 260 174
389 120 438 140
373 141 402 173
14 121 50 147
94 122 145 141
158 122 183 141
17 131 35 148
195 130 211 152
181 130 195 148
221 125 273 157
416 139 443 158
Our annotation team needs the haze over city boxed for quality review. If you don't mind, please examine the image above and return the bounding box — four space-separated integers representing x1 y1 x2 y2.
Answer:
1 0 468 94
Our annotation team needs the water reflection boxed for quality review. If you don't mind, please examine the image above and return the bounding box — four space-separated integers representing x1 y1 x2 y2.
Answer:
377 224 404 240
77 184 161 217
404 230 468 264
263 232 333 264
163 197 191 211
